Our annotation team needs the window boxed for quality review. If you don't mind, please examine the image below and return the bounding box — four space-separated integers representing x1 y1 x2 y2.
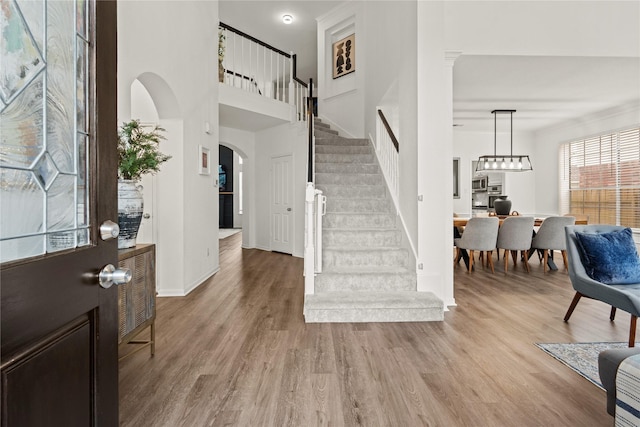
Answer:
559 127 640 228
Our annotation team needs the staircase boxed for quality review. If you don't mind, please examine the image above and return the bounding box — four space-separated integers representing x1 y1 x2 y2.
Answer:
303 120 443 323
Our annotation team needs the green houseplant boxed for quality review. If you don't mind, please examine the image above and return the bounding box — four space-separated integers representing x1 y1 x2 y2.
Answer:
118 119 171 181
117 119 171 248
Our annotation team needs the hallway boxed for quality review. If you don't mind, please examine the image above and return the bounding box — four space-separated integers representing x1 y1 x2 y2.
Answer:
119 234 615 426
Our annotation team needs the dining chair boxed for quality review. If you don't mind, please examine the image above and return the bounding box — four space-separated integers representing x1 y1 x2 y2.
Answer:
454 217 499 273
496 216 535 273
531 216 576 273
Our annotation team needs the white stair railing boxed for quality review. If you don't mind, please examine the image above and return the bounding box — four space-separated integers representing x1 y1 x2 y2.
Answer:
219 23 308 122
304 183 325 294
375 109 400 206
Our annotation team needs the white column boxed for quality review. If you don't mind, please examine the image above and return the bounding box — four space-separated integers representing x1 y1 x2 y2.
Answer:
416 2 455 307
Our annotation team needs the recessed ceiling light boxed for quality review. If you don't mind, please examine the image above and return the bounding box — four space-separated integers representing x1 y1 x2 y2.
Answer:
282 14 293 24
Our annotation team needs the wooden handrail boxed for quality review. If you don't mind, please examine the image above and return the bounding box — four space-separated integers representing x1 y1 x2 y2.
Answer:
291 54 308 88
219 22 290 58
377 109 399 152
308 78 314 182
223 70 262 95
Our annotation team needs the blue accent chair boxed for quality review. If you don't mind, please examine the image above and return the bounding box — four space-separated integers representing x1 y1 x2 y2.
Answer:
564 225 640 347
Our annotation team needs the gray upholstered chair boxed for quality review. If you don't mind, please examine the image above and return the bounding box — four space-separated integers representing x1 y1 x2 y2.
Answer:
564 225 640 347
454 217 499 273
531 216 576 273
496 216 535 273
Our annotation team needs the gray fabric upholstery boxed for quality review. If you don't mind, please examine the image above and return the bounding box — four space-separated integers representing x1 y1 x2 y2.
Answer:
599 347 640 416
497 216 535 251
456 217 499 252
565 225 640 317
532 216 576 250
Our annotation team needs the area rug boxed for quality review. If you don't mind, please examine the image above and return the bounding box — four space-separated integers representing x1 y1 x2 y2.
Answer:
536 342 631 390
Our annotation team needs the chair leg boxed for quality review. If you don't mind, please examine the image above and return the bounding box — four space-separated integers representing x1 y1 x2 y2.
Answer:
610 306 617 321
454 247 461 265
564 292 583 322
503 251 509 273
561 250 569 270
468 250 474 273
487 252 495 274
630 315 637 347
522 250 530 273
543 250 549 274
511 250 518 267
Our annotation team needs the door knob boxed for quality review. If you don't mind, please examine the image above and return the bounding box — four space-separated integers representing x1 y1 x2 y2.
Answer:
98 264 132 289
287 208 292 211
100 220 120 240
143 213 151 219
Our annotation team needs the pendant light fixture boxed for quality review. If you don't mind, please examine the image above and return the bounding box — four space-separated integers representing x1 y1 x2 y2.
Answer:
475 110 533 172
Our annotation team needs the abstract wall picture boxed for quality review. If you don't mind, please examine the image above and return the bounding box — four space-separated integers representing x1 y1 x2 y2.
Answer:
332 34 355 79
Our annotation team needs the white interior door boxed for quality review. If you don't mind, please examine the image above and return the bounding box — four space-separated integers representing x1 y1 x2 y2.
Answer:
136 173 156 244
271 154 293 254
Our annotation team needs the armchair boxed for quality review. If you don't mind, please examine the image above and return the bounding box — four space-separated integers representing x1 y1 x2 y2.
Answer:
564 225 640 347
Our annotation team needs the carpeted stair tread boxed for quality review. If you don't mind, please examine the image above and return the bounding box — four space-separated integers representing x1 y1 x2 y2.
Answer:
303 291 444 323
320 265 413 274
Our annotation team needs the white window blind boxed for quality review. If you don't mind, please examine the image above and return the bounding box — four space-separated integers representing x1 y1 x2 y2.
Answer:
559 127 640 228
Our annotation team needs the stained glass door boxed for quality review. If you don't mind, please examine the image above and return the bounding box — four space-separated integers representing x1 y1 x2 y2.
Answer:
1 1 119 425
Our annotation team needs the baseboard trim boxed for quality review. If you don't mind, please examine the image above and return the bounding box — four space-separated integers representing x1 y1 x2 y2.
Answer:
157 267 220 297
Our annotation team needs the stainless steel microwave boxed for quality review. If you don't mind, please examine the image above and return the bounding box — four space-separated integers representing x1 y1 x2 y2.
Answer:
472 176 488 191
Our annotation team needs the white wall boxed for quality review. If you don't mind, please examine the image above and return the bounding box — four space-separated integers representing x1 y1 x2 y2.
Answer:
254 122 308 257
362 1 419 253
317 2 365 138
453 130 537 215
118 1 219 296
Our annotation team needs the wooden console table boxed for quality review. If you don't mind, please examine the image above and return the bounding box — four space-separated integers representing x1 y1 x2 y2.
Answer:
117 244 156 360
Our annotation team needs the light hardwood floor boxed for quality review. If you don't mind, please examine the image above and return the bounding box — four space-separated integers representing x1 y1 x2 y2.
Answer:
119 234 621 426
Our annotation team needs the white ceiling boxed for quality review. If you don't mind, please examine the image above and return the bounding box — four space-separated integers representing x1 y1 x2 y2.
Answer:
453 55 640 133
219 2 640 135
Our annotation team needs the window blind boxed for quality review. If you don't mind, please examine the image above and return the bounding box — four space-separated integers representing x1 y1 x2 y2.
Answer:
559 127 640 228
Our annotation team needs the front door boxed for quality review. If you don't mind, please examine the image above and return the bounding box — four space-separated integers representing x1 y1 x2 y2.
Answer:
1 1 118 425
271 154 293 254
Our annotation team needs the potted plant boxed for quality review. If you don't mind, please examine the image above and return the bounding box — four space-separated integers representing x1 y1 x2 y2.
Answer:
218 29 225 82
117 119 171 249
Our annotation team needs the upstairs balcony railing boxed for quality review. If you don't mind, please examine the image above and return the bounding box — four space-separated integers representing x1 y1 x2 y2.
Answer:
218 22 308 122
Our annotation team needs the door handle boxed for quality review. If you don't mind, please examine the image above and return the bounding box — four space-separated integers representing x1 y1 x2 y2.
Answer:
100 220 120 241
143 213 151 219
287 208 292 211
98 264 132 289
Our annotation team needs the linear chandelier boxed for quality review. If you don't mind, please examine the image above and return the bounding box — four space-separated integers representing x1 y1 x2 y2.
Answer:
475 109 533 172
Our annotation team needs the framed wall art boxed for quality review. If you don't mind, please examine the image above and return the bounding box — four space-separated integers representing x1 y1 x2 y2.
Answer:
198 145 211 175
332 34 355 79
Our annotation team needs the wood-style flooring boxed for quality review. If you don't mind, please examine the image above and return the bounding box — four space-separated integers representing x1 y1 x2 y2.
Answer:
119 234 621 426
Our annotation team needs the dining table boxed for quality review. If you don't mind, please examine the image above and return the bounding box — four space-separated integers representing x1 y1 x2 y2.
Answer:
453 215 588 271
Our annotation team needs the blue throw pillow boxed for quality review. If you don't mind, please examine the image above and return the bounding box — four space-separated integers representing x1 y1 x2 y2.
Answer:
575 228 640 285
